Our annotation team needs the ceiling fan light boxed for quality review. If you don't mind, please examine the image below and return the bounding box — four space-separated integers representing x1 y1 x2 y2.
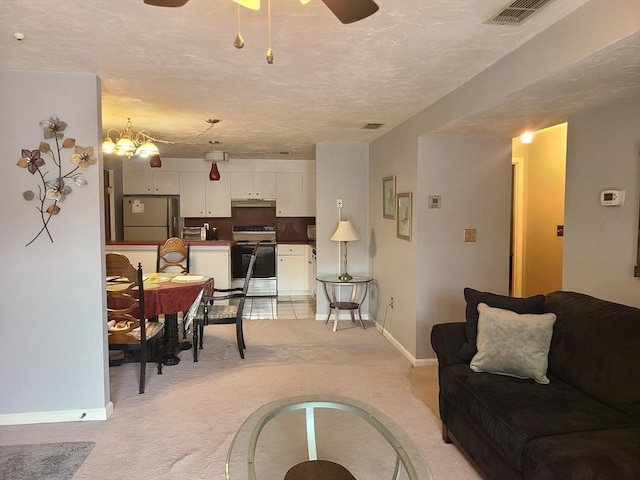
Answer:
234 0 260 10
115 137 136 155
102 137 116 154
135 141 160 158
300 0 311 4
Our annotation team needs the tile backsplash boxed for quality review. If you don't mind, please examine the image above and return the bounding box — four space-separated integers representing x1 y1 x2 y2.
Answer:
184 207 315 243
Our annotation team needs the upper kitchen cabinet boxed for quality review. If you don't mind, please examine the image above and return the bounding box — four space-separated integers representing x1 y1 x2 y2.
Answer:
179 172 231 217
302 172 316 217
276 172 315 217
123 171 180 195
230 172 276 199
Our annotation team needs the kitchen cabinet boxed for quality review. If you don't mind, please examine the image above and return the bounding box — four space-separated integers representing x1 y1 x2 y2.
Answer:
123 171 180 195
276 172 303 217
179 172 231 217
307 245 316 299
277 244 308 295
230 172 275 199
302 172 316 217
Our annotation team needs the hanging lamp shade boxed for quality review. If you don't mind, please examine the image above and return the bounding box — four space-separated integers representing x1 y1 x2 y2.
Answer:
209 162 221 181
149 155 162 168
135 141 160 158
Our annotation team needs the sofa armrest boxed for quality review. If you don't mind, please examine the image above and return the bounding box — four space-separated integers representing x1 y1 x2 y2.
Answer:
431 322 468 369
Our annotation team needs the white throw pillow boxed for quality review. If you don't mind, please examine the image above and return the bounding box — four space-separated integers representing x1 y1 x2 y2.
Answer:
470 303 557 384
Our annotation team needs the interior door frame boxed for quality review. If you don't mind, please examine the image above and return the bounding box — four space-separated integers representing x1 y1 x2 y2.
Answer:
511 157 525 296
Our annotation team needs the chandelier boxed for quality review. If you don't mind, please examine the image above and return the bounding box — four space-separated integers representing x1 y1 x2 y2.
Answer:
102 118 218 167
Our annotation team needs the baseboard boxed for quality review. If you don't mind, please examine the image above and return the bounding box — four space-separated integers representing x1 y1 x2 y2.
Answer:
0 402 114 426
374 321 439 367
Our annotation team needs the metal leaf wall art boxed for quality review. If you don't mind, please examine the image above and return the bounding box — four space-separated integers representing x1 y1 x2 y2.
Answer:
18 115 97 246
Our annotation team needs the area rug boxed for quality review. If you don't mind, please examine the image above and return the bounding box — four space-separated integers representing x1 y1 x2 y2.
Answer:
0 442 94 480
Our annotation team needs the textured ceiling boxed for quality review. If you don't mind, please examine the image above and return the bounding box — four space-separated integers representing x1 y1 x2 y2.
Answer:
0 0 637 160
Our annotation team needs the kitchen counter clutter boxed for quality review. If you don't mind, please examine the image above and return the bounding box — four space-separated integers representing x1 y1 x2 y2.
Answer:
106 242 232 292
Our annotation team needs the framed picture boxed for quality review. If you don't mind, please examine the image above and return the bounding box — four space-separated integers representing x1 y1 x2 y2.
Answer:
383 176 396 219
396 192 412 241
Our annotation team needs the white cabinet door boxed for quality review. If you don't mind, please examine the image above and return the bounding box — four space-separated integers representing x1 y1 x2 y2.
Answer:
230 172 253 198
179 172 206 217
253 172 276 198
277 244 308 295
302 172 316 217
230 172 275 199
276 172 303 217
123 171 180 194
123 171 153 194
152 172 180 194
205 175 231 217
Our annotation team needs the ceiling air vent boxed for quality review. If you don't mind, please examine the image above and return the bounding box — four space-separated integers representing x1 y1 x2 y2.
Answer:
486 0 554 26
361 123 384 130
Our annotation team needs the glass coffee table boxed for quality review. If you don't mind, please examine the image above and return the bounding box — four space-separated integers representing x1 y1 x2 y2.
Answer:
226 395 433 480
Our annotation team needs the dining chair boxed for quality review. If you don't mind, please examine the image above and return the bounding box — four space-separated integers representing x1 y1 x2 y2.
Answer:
106 252 164 394
156 237 190 338
192 242 259 360
156 237 189 274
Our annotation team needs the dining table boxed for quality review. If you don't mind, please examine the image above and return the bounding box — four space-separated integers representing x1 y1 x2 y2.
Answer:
108 273 214 366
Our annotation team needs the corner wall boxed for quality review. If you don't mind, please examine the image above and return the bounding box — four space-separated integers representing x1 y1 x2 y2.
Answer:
563 96 640 306
0 70 110 424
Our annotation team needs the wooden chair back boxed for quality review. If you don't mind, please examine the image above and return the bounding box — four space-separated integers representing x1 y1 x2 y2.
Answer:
157 237 189 274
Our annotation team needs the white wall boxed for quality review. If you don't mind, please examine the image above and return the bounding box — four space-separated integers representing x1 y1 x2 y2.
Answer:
315 143 370 316
417 137 512 358
563 96 640 306
0 71 110 424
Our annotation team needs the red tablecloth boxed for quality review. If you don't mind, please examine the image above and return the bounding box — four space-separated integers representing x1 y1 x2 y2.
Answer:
142 277 214 317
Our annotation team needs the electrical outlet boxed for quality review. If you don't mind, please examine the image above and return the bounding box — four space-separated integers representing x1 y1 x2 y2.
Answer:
337 198 343 208
464 228 477 242
390 297 394 308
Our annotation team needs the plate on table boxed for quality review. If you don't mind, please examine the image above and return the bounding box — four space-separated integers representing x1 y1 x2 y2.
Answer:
133 282 161 290
106 283 133 292
171 275 206 283
143 273 175 283
108 320 134 333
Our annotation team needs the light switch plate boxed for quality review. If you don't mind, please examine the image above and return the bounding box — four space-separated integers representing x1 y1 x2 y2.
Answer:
464 229 477 242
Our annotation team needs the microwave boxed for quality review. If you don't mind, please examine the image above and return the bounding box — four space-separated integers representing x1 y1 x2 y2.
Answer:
307 225 316 240
182 226 205 241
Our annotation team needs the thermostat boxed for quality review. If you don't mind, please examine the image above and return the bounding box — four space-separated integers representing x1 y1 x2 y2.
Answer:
600 190 625 206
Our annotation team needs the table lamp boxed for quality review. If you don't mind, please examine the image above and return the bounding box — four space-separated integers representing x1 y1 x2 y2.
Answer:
331 220 360 281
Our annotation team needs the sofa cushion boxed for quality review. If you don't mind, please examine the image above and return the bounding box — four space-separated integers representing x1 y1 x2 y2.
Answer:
439 364 638 471
523 427 640 480
470 303 556 384
545 291 640 420
459 288 546 361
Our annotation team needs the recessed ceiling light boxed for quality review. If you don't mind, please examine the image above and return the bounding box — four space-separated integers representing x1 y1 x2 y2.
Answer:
13 32 26 41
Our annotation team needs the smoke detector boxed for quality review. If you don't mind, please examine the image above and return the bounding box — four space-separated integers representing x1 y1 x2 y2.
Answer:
205 151 229 162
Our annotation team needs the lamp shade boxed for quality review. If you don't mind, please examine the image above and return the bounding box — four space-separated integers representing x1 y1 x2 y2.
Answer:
331 220 360 242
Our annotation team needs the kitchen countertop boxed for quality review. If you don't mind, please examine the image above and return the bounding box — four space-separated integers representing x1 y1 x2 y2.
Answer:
106 240 236 247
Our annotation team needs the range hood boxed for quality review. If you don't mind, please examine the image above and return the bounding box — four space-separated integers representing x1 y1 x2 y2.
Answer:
231 199 276 208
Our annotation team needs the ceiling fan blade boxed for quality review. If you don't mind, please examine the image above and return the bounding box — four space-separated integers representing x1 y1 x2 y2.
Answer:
321 0 379 24
143 0 190 7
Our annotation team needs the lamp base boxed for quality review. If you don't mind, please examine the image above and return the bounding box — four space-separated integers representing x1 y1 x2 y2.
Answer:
338 272 353 282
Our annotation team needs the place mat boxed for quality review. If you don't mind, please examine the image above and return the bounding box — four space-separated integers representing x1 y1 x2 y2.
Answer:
0 442 95 480
171 275 206 283
133 282 161 290
143 273 175 283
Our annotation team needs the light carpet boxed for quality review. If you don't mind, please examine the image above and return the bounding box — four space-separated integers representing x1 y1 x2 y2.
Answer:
0 318 480 480
0 442 95 480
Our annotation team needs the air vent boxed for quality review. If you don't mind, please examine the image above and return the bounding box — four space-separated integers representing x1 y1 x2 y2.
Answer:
361 123 385 130
486 0 554 25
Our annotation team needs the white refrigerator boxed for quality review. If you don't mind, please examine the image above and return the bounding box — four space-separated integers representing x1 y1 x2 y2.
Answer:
123 196 180 241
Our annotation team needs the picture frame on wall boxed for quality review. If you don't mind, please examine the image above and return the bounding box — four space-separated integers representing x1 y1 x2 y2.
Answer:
383 176 396 219
396 192 412 241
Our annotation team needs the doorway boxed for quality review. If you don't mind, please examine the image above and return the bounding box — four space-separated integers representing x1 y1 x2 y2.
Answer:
510 123 567 297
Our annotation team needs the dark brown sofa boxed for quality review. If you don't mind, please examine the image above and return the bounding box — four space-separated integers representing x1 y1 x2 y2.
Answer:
431 290 640 480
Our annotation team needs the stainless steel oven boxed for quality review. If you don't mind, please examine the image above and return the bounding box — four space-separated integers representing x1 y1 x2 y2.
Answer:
231 225 277 297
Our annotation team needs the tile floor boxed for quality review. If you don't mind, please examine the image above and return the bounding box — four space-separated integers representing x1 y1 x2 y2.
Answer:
243 295 316 320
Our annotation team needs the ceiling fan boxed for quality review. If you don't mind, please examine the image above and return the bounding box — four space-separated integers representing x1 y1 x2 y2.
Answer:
143 0 379 24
